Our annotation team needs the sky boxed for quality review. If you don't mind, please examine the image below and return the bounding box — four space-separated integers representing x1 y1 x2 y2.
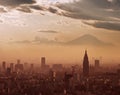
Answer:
0 0 120 65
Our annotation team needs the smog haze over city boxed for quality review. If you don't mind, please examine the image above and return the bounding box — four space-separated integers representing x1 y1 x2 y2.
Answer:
0 0 120 64
0 0 120 95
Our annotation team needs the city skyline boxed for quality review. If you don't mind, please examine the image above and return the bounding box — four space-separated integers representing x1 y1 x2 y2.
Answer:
0 1 120 95
0 0 120 63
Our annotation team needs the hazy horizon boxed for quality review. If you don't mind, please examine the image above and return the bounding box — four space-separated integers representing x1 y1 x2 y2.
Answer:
0 0 120 64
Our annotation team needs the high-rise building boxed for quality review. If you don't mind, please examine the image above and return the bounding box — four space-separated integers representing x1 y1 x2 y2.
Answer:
10 63 14 72
15 59 24 72
2 61 6 72
17 59 20 64
30 64 34 69
52 64 63 71
29 63 34 73
41 57 46 68
64 72 73 90
6 67 11 75
24 62 28 71
83 50 89 77
40 57 50 73
95 60 100 68
49 70 56 81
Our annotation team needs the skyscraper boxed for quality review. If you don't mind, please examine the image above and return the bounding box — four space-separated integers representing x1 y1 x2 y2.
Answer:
83 50 89 77
17 59 20 64
15 59 24 72
2 61 6 72
41 57 46 68
10 63 14 72
6 67 11 75
95 60 100 68
30 64 34 69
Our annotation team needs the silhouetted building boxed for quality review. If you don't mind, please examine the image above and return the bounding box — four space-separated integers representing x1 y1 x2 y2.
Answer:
64 72 73 90
52 64 63 71
41 57 46 68
49 70 56 81
95 59 100 68
30 63 34 73
117 69 120 76
10 63 14 72
30 64 34 69
6 67 11 75
41 57 50 73
17 59 20 64
2 61 6 72
15 60 24 72
83 50 89 77
24 62 28 71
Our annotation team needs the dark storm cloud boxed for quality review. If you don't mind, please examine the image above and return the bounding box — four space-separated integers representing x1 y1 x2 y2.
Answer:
85 0 111 8
48 7 58 13
0 0 119 31
0 0 59 14
29 5 59 14
17 6 32 13
59 10 110 21
112 0 120 9
0 0 36 14
84 21 120 31
56 0 118 20
29 5 46 11
55 0 120 31
0 0 36 7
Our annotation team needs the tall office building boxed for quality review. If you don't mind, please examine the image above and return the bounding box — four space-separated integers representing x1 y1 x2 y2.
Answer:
10 63 14 72
95 60 100 68
6 67 11 75
2 61 6 72
15 59 24 72
52 64 63 71
30 63 34 73
83 50 89 77
24 62 28 71
17 59 20 64
30 64 34 69
41 57 46 68
41 57 50 73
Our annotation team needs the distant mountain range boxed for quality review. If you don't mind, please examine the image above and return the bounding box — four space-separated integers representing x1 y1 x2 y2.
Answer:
12 34 113 46
65 34 113 46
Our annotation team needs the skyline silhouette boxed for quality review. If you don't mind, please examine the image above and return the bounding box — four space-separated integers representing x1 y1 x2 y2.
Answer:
0 0 120 64
0 0 120 95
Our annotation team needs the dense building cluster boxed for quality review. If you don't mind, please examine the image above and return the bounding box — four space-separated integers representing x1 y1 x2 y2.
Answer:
0 51 120 95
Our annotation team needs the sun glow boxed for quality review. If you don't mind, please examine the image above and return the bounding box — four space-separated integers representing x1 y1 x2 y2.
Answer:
36 0 75 5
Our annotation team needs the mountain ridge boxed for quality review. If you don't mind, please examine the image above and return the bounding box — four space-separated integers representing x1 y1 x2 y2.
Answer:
65 34 113 46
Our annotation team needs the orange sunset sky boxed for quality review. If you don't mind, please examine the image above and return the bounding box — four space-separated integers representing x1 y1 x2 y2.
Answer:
0 0 120 64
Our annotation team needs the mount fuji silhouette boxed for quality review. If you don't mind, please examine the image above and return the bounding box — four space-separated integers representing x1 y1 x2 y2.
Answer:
66 34 113 46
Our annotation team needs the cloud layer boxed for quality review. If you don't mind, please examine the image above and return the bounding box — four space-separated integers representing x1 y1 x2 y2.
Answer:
0 0 120 31
84 21 120 31
0 0 35 7
56 0 120 31
38 30 58 33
